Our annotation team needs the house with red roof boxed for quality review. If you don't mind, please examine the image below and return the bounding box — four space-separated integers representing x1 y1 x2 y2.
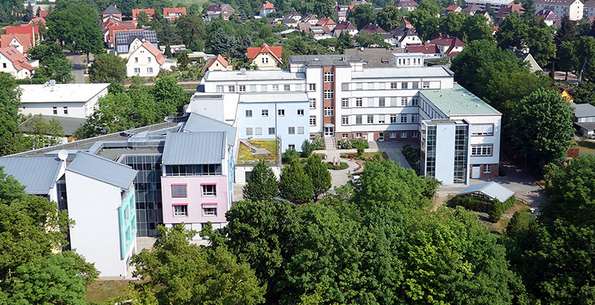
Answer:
446 3 463 13
360 23 386 34
204 55 233 72
102 19 137 47
429 36 465 56
0 47 37 79
126 39 167 77
333 22 358 37
132 8 156 21
163 7 187 21
246 43 283 70
406 43 440 55
260 2 276 17
317 17 337 31
0 33 34 54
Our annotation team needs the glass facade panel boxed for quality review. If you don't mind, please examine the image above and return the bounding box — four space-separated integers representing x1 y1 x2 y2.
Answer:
425 126 436 178
453 125 469 184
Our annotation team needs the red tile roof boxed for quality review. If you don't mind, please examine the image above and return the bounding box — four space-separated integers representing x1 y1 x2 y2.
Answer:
205 55 231 70
317 17 336 26
0 33 33 53
430 36 464 47
406 43 439 54
262 1 275 9
334 21 356 30
446 3 461 11
163 7 187 16
4 23 39 36
246 43 283 63
132 8 155 19
0 47 34 71
139 41 165 65
361 23 386 34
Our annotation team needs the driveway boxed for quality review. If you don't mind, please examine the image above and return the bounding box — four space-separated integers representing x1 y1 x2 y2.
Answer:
66 53 88 83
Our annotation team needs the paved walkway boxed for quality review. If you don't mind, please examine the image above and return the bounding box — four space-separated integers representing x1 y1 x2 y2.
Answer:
329 159 360 188
375 141 412 169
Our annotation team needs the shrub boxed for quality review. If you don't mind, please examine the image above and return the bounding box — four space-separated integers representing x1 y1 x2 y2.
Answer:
310 135 325 150
337 139 352 149
402 145 420 170
282 148 300 163
351 139 368 157
448 194 516 222
327 162 349 170
488 197 516 222
301 140 313 158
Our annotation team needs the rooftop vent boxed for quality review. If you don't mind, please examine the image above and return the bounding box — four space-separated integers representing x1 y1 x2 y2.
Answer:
239 68 247 75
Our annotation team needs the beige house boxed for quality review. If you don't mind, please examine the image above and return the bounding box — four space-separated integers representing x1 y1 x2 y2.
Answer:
246 44 283 70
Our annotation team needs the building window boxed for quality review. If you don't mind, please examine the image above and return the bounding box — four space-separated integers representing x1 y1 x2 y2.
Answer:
298 127 305 134
52 107 58 115
390 82 398 89
400 114 408 123
288 144 295 150
401 82 408 89
202 185 217 196
272 84 279 91
379 97 385 107
356 132 362 138
324 107 334 116
355 83 363 90
308 83 316 91
341 83 349 90
401 131 408 138
262 57 269 64
216 85 224 92
2 63 6 68
390 114 397 123
390 132 397 139
171 184 187 198
411 114 419 123
147 67 153 73
261 109 268 117
309 116 316 126
401 97 408 106
227 85 235 92
203 207 217 216
324 71 334 82
309 98 316 109
341 115 349 125
239 85 246 92
470 124 494 136
297 109 304 116
268 127 275 134
284 84 291 91
134 67 140 74
246 128 253 136
134 57 139 63
471 144 493 157
287 127 295 134
341 98 349 108
324 90 334 99
255 127 262 135
367 115 374 124
356 98 363 107
63 107 68 115
412 82 419 89
412 96 419 106
356 115 362 124
423 81 430 89
173 204 188 216
378 115 385 124
483 165 492 174
278 109 285 116
245 110 253 117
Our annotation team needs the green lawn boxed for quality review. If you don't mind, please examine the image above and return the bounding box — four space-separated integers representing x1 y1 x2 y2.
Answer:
237 139 279 165
86 280 131 304
576 140 595 155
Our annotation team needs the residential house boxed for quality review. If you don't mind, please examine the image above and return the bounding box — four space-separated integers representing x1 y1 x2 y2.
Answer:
302 14 319 25
0 33 34 53
3 23 40 51
406 43 441 57
102 4 122 22
495 3 524 23
205 3 235 21
163 7 187 21
18 83 110 118
571 103 595 138
246 44 283 70
0 47 37 79
360 23 387 35
114 29 158 54
103 19 137 47
535 0 584 20
310 25 334 40
585 0 595 17
283 13 302 28
429 36 465 57
464 0 514 13
386 27 422 48
536 9 562 26
395 0 418 11
260 1 276 17
125 39 167 77
131 8 156 21
517 52 543 73
446 3 463 13
336 5 351 22
317 17 337 31
333 22 358 37
463 4 483 15
204 55 233 72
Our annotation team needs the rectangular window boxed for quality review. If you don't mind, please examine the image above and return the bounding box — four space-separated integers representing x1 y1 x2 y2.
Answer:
297 109 304 116
308 83 316 91
324 107 334 116
483 165 492 174
245 110 252 117
63 107 68 115
367 115 374 124
471 144 494 157
411 114 419 123
246 128 253 136
134 67 140 74
341 115 349 125
202 185 217 196
288 144 295 150
203 207 217 216
52 107 57 115
147 67 153 73
261 109 268 117
324 72 334 82
341 98 349 108
268 127 275 134
216 85 224 92
284 84 291 91
390 114 397 123
309 98 316 109
400 114 408 123
341 83 349 91
228 85 235 92
272 84 279 91
401 131 408 138
171 184 187 198
173 204 188 216
401 82 408 89
356 98 363 107
278 109 285 116
355 83 363 90
390 82 398 89
135 57 139 63
309 116 316 126
298 127 305 134
262 57 268 64
379 97 385 107
401 97 408 106
412 82 419 89
324 90 334 99
239 85 246 92
288 127 295 134
255 127 262 135
378 115 385 124
356 115 362 124
412 96 419 106
390 132 397 139
470 124 495 136
423 81 430 89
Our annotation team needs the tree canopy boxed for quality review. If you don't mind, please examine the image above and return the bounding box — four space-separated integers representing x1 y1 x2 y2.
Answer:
0 73 24 156
243 161 279 201
89 53 127 84
46 0 104 56
29 42 73 84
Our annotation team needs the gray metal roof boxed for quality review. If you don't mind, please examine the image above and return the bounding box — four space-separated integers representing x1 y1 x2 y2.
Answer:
115 30 158 53
572 103 595 118
162 132 225 165
19 115 86 136
183 112 236 146
344 48 403 68
0 156 62 195
103 4 121 15
461 182 514 202
67 151 137 190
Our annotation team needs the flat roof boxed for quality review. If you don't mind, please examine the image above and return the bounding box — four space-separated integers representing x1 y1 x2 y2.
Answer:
289 54 360 67
162 132 225 165
421 84 501 116
238 92 308 103
19 83 110 104
204 70 305 82
0 156 62 195
350 66 453 79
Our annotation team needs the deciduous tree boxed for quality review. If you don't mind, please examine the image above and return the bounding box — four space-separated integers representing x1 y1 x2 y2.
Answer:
89 53 127 84
29 42 72 83
0 73 23 155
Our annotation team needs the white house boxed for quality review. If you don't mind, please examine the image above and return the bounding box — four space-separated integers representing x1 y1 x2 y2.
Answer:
535 0 584 20
18 83 110 118
126 39 167 77
0 47 36 79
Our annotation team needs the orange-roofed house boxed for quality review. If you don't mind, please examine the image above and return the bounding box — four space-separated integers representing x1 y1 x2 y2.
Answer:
3 23 40 49
132 8 156 21
260 2 276 17
204 55 233 72
163 7 187 21
246 43 283 70
126 39 167 77
0 33 34 54
103 20 137 47
0 47 37 79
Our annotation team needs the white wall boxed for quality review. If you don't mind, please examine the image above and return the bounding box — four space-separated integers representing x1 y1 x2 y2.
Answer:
20 102 89 118
433 123 456 184
252 53 280 70
126 45 162 77
0 53 32 79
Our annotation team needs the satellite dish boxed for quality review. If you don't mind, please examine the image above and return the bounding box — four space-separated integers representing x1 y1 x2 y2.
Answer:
57 150 68 161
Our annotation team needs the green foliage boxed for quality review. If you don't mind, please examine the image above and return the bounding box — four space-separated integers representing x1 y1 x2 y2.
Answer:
304 154 331 198
20 115 64 150
496 14 556 66
326 161 349 170
440 12 466 38
376 5 405 31
0 73 24 156
281 148 300 163
574 36 595 81
279 159 314 204
402 144 420 170
355 32 390 48
409 0 441 40
0 0 24 24
89 53 127 84
46 0 104 55
572 81 595 105
556 40 578 77
350 4 376 30
352 138 368 156
506 88 574 171
301 140 314 158
29 42 72 83
542 155 595 227
130 225 266 305
461 15 493 42
337 138 369 150
243 161 279 201
152 74 187 116
447 194 515 222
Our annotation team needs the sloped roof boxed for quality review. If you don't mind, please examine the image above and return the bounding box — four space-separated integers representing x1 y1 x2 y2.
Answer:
162 132 226 165
246 43 283 63
103 4 121 15
262 1 275 9
0 47 33 71
535 0 578 4
204 55 230 70
430 36 465 47
163 7 187 16
334 21 356 30
67 151 136 190
0 156 62 195
183 112 236 146
395 0 418 7
132 8 155 18
19 115 86 136
138 41 165 65
461 182 515 202
572 103 595 118
0 33 33 52
361 23 386 34
4 23 39 36
406 43 439 54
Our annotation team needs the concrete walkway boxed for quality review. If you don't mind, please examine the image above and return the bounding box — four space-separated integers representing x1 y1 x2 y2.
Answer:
329 159 360 188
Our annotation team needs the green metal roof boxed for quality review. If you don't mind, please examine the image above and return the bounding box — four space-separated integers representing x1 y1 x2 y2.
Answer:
421 84 501 116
